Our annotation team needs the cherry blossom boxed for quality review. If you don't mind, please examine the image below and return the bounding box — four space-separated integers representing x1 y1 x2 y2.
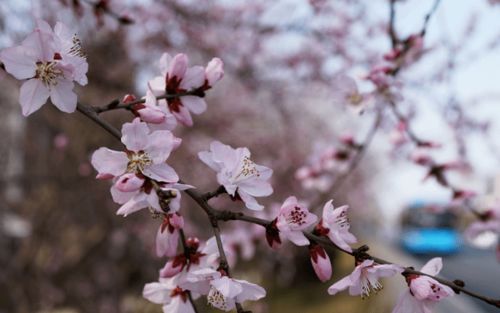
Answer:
331 74 366 112
185 267 266 311
156 213 185 258
204 58 224 89
198 141 273 211
143 277 196 313
309 243 332 282
91 118 179 183
392 258 454 313
328 259 402 298
148 53 213 126
266 196 317 248
0 20 88 116
315 200 357 252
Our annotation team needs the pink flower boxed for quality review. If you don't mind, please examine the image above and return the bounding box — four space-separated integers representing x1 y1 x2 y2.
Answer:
148 53 207 126
156 213 185 258
0 20 88 116
198 141 273 211
185 268 266 312
143 277 196 313
331 74 365 112
392 258 454 313
328 259 402 298
134 92 178 131
266 196 318 247
316 200 357 252
309 243 332 282
91 118 179 183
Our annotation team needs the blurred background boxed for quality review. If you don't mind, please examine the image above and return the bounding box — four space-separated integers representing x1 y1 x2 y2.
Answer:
0 0 500 312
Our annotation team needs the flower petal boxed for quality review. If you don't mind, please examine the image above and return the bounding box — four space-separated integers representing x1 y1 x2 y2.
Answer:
50 79 77 113
91 147 128 177
19 79 49 116
143 163 179 183
121 118 149 152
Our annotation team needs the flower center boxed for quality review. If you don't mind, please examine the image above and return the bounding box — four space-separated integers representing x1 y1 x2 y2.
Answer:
35 61 63 86
287 206 308 226
207 287 229 310
127 151 152 173
235 156 259 180
335 210 350 229
348 93 363 105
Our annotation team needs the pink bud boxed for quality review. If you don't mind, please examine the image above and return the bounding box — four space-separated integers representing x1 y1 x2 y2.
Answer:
137 105 166 124
309 243 332 282
122 94 137 103
205 58 224 87
114 173 144 192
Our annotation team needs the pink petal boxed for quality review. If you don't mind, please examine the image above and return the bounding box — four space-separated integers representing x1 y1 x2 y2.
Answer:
114 173 144 192
0 46 36 79
285 230 310 246
142 282 172 305
234 279 266 302
239 181 273 197
168 54 188 81
180 66 205 90
420 257 442 276
142 163 178 183
160 259 183 278
50 79 77 113
238 190 264 211
19 79 49 116
171 104 193 126
145 130 176 163
22 29 54 62
180 95 207 114
110 184 136 204
327 274 354 296
156 225 179 257
138 105 166 124
158 53 172 75
121 118 149 152
91 147 128 178
211 277 243 299
116 192 147 216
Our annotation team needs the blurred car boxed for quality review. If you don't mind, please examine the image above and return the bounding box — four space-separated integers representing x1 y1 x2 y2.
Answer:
400 201 462 255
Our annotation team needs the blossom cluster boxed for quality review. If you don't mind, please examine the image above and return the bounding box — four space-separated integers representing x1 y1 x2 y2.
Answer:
0 19 482 313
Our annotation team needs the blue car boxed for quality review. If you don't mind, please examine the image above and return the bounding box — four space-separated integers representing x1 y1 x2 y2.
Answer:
400 202 462 255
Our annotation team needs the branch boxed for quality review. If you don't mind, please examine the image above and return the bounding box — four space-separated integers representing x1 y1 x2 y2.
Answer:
94 90 204 114
213 208 500 309
74 102 500 310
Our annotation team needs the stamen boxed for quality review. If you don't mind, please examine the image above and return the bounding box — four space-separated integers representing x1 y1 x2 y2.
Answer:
207 287 229 310
35 62 63 86
127 151 152 173
69 35 86 58
235 156 259 179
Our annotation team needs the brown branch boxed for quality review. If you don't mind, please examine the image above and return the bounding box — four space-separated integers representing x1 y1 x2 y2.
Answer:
74 101 500 310
94 90 203 114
